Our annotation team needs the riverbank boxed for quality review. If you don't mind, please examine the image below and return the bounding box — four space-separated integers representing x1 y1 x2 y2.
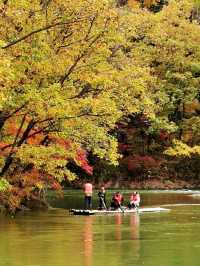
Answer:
70 178 200 190
126 179 199 190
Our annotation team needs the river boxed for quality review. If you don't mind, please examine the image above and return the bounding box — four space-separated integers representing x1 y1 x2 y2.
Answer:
0 190 200 266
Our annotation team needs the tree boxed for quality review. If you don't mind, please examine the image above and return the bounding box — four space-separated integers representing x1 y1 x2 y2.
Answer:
0 0 154 212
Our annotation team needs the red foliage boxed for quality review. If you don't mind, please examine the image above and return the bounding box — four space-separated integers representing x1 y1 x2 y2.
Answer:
52 154 66 160
76 149 93 175
124 155 159 172
21 169 41 186
27 130 44 145
51 181 62 190
126 157 140 171
0 141 8 149
159 131 169 141
0 117 94 214
127 128 136 135
51 135 71 149
141 155 158 168
0 141 11 156
44 175 54 181
6 120 19 136
118 143 130 153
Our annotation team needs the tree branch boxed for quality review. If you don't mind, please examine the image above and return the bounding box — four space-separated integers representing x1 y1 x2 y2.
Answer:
85 14 98 41
0 114 26 176
2 17 88 49
0 102 28 131
60 18 110 86
0 111 110 153
60 34 103 86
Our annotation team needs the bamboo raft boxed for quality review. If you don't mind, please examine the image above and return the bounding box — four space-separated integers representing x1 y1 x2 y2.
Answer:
69 207 169 215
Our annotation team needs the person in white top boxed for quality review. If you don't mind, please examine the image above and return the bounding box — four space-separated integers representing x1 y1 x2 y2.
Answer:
128 191 140 209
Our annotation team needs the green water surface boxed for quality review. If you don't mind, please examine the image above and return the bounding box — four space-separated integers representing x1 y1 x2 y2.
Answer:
1 190 200 266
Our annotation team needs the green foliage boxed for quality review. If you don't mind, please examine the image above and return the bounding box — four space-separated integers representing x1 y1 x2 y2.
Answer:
194 0 200 8
0 179 10 192
148 117 178 134
190 63 200 78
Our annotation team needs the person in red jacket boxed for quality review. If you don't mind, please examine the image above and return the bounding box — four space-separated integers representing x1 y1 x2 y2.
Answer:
128 191 140 209
111 192 124 210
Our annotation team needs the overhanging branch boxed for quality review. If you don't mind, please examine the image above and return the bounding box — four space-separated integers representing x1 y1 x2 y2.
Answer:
2 17 88 49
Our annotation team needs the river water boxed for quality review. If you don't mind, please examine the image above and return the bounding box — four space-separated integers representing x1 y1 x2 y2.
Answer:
1 190 200 266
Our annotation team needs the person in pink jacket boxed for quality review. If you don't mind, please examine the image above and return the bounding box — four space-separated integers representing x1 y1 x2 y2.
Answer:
128 192 140 209
83 181 93 209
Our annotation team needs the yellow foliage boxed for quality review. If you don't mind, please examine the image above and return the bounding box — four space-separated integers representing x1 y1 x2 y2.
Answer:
0 0 199 187
164 140 200 157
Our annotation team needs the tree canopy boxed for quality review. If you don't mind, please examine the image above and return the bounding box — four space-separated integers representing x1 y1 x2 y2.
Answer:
0 0 155 212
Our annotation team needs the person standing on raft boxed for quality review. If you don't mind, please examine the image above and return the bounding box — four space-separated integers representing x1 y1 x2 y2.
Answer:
111 192 124 210
83 181 93 209
128 191 140 209
98 186 107 210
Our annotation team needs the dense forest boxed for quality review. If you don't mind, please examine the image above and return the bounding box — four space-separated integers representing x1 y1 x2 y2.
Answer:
0 0 200 213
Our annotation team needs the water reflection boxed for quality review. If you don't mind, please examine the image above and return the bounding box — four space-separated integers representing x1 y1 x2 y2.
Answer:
81 213 141 266
113 213 141 265
114 213 140 241
115 214 122 240
83 216 93 266
130 214 140 264
130 213 140 240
